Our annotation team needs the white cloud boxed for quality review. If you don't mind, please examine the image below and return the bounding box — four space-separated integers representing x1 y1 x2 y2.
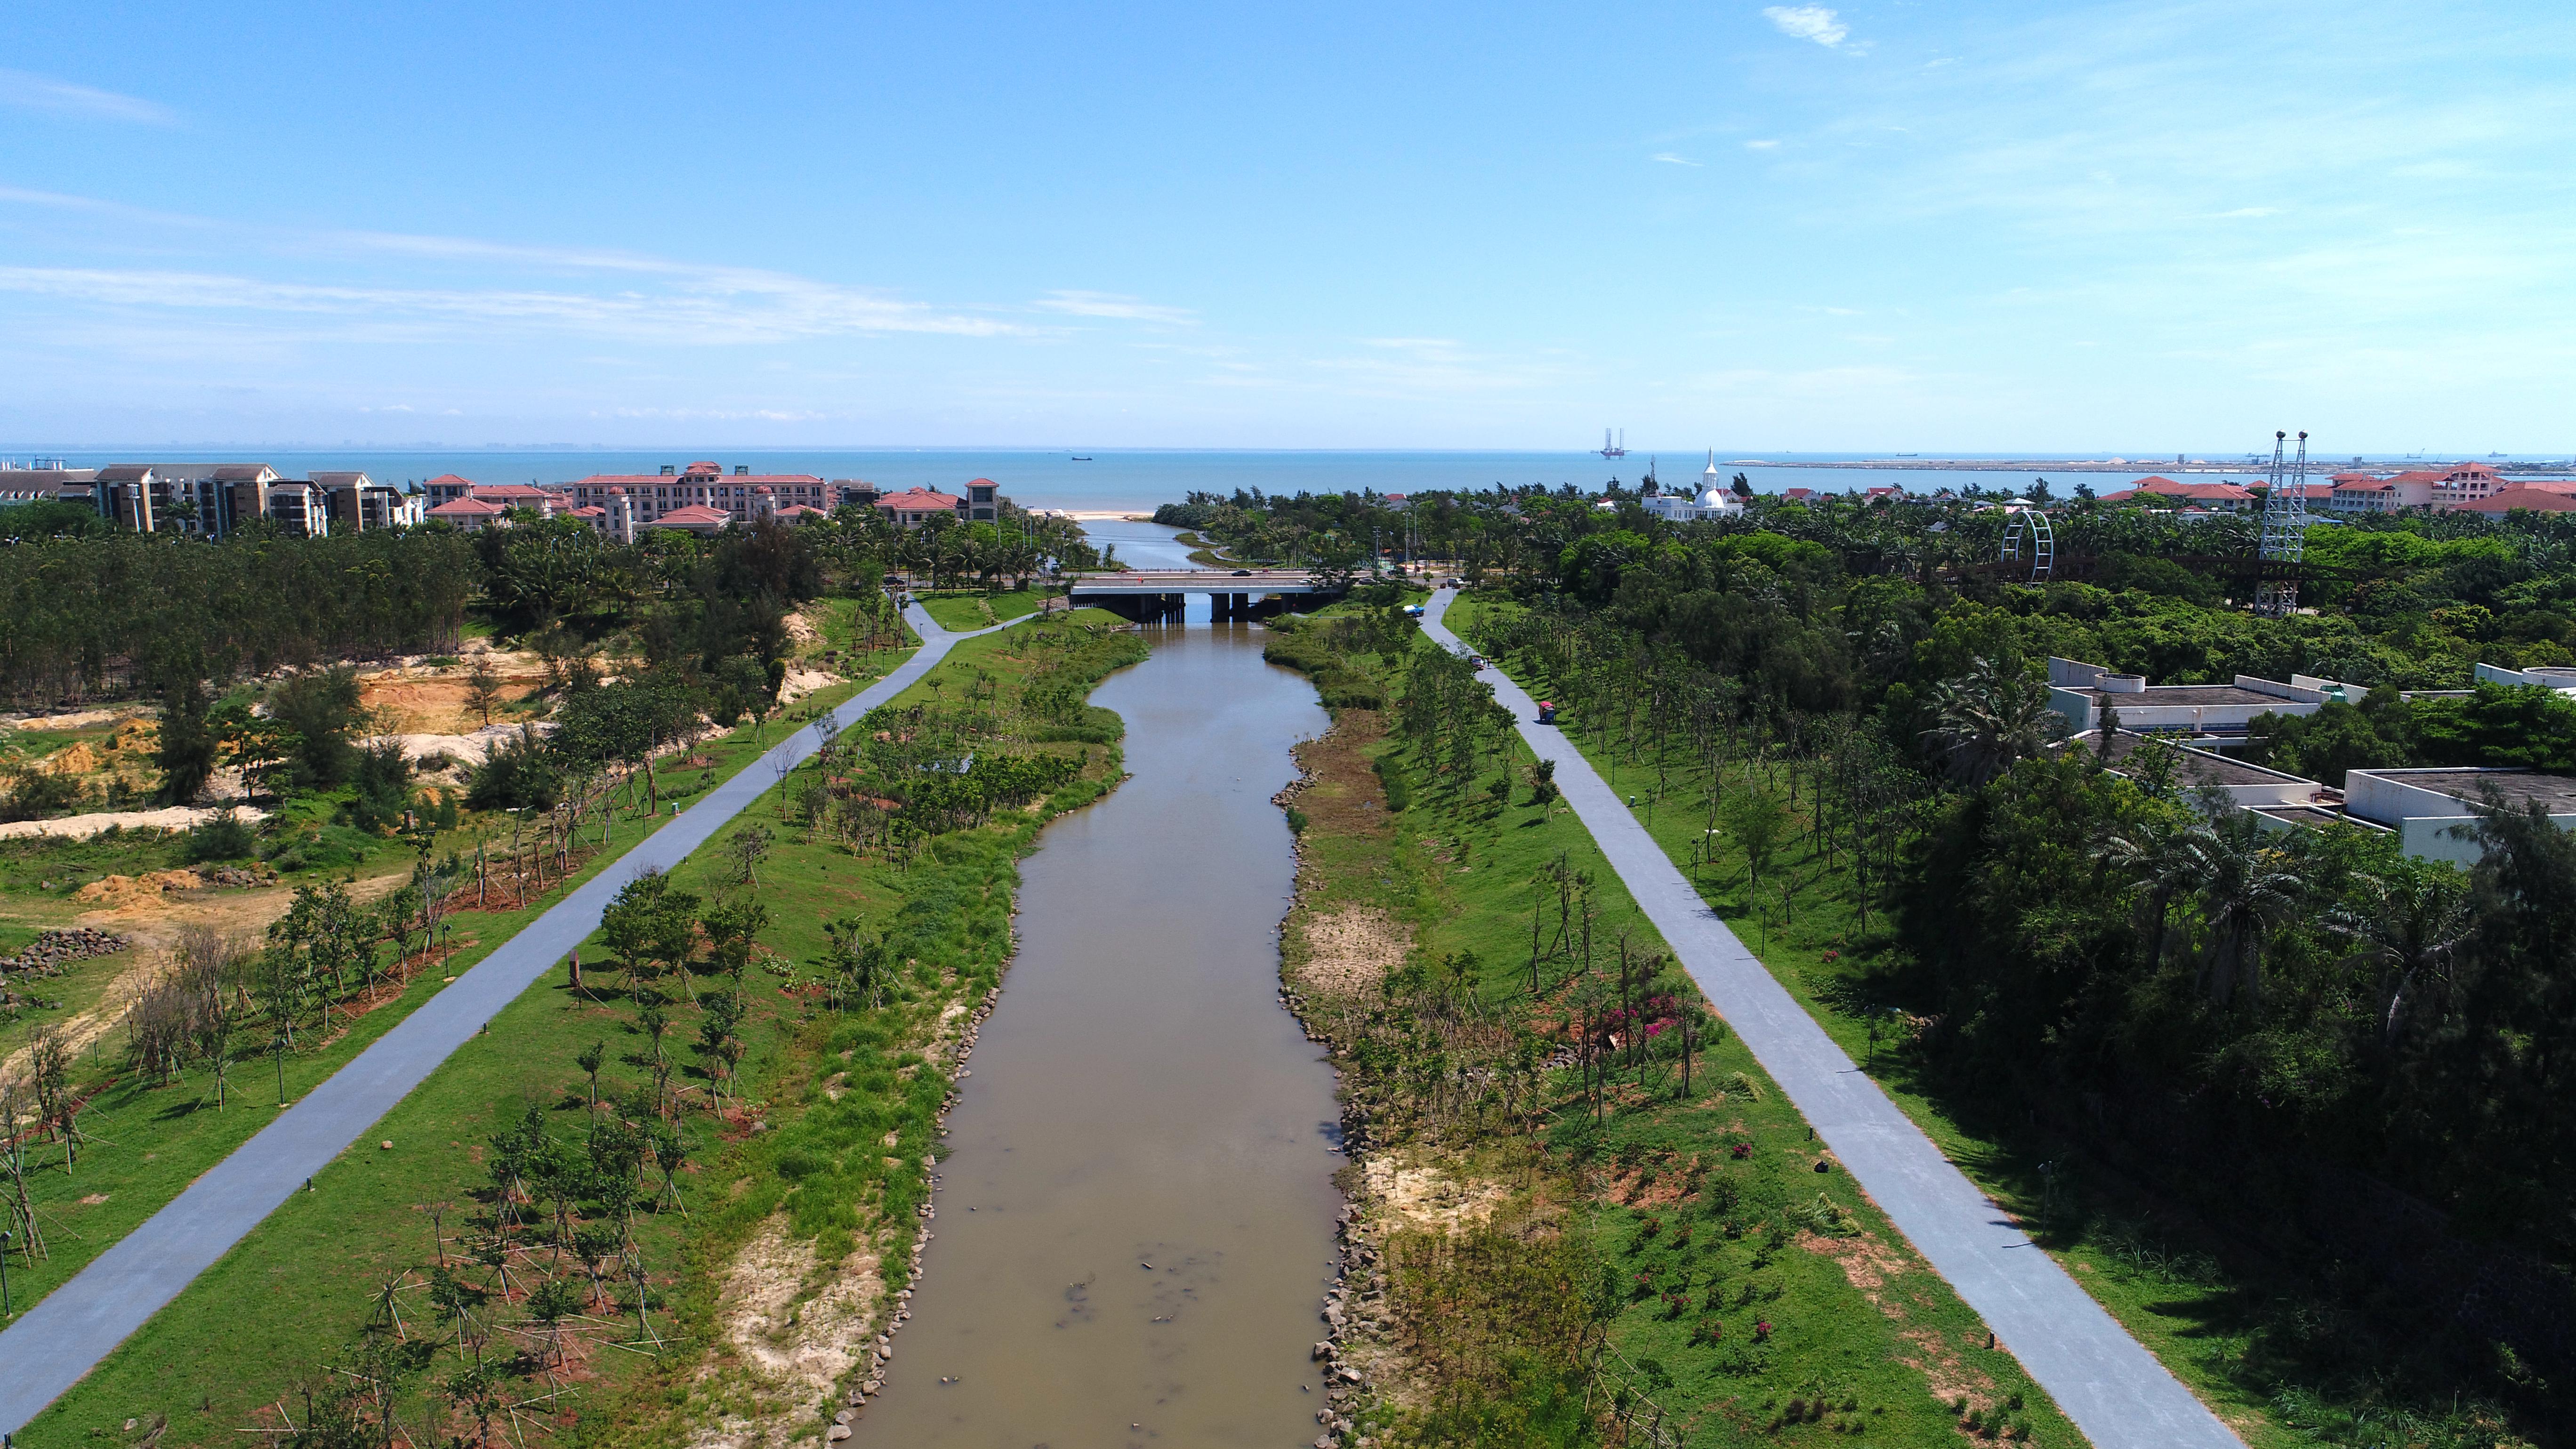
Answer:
0 69 174 124
1744 139 1781 151
2213 206 2282 218
0 265 1018 343
1030 290 1197 324
1763 6 1849 47
1652 152 1704 167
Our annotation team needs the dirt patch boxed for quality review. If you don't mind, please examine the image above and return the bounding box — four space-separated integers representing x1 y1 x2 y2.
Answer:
1362 1151 1509 1235
1294 907 1408 997
1896 1324 1998 1411
1797 1228 1913 1309
686 1215 885 1449
0 869 402 1082
9 709 132 732
776 667 837 706
357 656 548 735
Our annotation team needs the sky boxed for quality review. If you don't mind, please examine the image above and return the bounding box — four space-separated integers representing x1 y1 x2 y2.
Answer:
1 0 2570 453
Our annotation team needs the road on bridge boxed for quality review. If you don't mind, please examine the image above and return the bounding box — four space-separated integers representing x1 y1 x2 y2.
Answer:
1420 588 2241 1449
0 604 1029 1438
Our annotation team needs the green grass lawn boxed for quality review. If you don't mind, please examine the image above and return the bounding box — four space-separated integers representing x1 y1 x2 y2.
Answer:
913 587 1045 632
22 617 1151 1449
1275 641 2080 1446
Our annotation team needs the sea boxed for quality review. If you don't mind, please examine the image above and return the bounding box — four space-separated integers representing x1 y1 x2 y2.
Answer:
10 448 2567 514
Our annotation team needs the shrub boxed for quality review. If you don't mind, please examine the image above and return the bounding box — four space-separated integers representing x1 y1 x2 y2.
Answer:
185 813 258 862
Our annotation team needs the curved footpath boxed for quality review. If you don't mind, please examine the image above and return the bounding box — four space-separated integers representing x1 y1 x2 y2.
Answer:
1422 590 2239 1449
0 604 1019 1438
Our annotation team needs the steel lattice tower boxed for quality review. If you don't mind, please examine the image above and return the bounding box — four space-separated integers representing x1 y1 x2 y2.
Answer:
2254 429 2309 617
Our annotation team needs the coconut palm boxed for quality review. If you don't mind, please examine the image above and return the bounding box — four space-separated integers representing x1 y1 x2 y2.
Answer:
1921 656 2064 785
2190 818 2306 1008
2326 860 2472 1042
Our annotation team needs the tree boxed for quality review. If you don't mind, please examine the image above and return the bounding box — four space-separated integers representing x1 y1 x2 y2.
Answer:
723 823 773 889
1722 785 1789 891
1922 657 2064 785
2189 817 2306 1007
155 676 221 805
463 657 504 728
268 667 368 789
2326 857 2471 1042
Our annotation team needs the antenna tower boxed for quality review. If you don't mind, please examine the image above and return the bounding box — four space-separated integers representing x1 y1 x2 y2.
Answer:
2254 430 2308 617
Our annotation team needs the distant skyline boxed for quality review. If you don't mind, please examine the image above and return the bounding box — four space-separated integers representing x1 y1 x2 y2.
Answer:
3 1 2570 451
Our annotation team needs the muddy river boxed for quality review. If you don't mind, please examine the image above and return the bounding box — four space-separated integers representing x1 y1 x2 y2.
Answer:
853 619 1345 1448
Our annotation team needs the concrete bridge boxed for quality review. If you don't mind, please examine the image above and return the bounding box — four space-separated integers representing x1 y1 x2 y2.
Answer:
1067 568 1343 621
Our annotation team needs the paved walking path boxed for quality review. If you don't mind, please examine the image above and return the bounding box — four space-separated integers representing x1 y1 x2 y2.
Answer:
1422 591 2239 1449
0 604 1018 1437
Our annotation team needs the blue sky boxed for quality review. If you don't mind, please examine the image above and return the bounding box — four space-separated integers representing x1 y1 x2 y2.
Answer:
1 0 2569 452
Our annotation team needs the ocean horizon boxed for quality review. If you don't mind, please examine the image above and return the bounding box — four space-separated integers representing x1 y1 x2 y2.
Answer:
6 446 2561 514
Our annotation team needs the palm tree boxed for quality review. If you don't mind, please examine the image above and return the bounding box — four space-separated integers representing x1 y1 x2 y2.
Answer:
2105 818 2205 971
2189 818 2305 1007
2326 861 2471 1042
1922 657 2064 785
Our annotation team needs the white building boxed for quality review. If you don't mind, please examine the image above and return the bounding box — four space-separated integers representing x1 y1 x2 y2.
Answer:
2045 657 2327 739
2343 768 2576 866
1641 451 1746 523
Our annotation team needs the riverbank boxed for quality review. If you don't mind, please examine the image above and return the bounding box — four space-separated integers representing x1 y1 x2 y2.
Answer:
14 612 1144 1448
1263 606 2079 1447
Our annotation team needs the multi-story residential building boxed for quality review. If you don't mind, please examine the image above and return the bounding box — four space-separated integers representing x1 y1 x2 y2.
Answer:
2097 475 2256 513
306 472 427 531
964 478 999 522
425 497 511 532
2453 483 2576 515
2326 472 2436 512
874 487 968 529
86 463 283 537
564 461 831 526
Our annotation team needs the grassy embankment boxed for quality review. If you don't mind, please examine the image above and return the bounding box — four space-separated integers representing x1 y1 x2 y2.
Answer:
1445 590 2485 1449
23 611 1146 1449
0 677 886 1334
1266 604 2078 1448
1169 531 1244 568
912 587 1047 633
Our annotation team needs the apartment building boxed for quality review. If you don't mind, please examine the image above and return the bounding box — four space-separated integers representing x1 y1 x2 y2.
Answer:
564 461 832 525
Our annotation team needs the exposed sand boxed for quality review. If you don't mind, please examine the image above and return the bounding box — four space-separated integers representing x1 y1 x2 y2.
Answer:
0 804 263 842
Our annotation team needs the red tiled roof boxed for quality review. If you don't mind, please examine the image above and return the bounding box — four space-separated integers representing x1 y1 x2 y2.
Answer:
2101 476 2253 503
573 473 823 486
652 504 733 526
424 473 476 489
427 498 505 516
772 504 827 517
874 488 964 511
571 505 606 518
470 484 553 501
2457 486 2576 514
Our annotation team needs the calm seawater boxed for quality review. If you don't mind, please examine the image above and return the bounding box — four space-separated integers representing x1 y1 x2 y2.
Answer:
2 448 2316 512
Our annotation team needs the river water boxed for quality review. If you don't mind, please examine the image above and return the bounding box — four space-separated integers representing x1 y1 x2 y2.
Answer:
853 620 1344 1448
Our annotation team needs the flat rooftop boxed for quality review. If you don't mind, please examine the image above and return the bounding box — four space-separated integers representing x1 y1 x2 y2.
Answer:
2085 730 2315 789
2254 805 2382 830
2377 770 2576 812
2066 684 2288 708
